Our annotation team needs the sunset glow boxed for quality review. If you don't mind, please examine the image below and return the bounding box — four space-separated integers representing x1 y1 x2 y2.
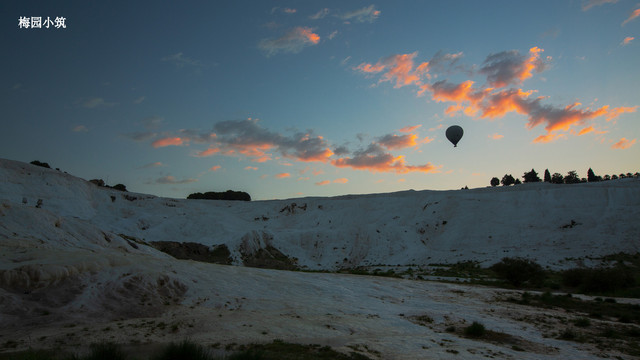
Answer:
3 1 638 200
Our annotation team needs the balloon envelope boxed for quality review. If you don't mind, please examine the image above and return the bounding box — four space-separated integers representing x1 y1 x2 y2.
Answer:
446 125 464 147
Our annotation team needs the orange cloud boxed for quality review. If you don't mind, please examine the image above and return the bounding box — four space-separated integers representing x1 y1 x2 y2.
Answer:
333 178 349 184
479 47 547 88
245 166 258 171
152 137 185 148
195 148 220 157
275 172 291 179
377 133 419 150
622 7 640 26
612 137 636 149
622 36 635 46
315 180 331 186
332 153 440 174
489 133 504 139
398 124 422 133
355 53 424 89
605 106 637 121
209 165 221 171
532 133 567 143
578 126 595 135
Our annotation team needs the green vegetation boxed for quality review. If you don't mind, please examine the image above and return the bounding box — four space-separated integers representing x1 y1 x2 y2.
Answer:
509 291 640 325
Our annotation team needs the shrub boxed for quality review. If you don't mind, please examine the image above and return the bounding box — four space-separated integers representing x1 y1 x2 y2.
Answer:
153 340 213 360
490 257 546 287
561 266 636 294
30 160 51 168
84 342 128 360
464 321 486 337
187 190 251 201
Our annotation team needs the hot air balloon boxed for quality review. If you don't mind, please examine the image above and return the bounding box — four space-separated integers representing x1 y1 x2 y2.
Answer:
446 125 463 147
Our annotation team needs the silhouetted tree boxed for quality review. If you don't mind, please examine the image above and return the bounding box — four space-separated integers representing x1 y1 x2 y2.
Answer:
612 174 619 180
514 178 522 185
544 169 551 183
603 174 611 181
619 173 626 179
490 177 500 187
523 168 541 183
551 173 564 184
501 174 515 186
627 172 633 178
587 168 599 182
564 170 580 184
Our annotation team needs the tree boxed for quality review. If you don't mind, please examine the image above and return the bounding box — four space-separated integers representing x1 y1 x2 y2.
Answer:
544 169 551 183
603 174 611 181
612 174 619 180
514 178 522 185
551 173 564 184
564 170 580 184
587 168 599 182
523 168 541 183
501 174 515 186
490 177 500 187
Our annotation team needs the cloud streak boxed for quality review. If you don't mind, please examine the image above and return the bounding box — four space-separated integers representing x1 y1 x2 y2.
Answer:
156 176 197 184
339 5 381 23
612 138 636 149
259 27 320 56
622 7 640 26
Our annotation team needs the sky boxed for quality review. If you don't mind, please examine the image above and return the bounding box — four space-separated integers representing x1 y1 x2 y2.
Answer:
2 0 639 200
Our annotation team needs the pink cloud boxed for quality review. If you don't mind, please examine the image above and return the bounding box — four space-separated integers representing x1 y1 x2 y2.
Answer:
399 125 422 133
152 137 185 148
156 175 197 184
245 166 258 171
489 133 504 140
275 172 291 179
622 36 635 46
582 0 618 11
194 148 220 157
209 165 221 171
333 178 349 184
331 144 440 174
377 133 419 150
315 180 331 186
622 7 640 26
612 137 636 149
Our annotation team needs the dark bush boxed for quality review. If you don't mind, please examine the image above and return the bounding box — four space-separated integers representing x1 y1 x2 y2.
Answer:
153 340 213 360
464 321 486 337
30 160 51 168
85 342 128 360
187 190 251 201
111 184 128 192
490 257 546 287
561 266 636 294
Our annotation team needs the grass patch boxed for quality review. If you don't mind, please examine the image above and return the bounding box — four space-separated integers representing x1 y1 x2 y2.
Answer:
509 291 640 324
0 340 373 360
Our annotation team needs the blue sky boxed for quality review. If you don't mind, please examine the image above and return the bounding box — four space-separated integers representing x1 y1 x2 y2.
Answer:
2 1 639 200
